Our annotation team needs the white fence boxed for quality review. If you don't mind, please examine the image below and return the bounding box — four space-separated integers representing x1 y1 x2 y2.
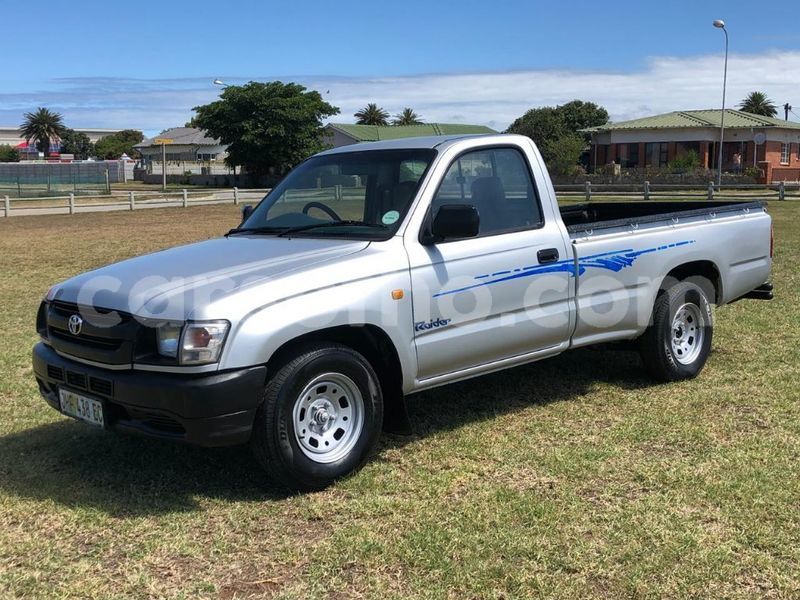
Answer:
3 183 798 219
555 181 800 202
0 188 269 217
146 162 235 176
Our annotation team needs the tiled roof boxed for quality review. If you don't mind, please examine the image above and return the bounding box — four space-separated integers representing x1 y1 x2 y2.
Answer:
328 123 497 141
584 109 800 132
135 127 221 148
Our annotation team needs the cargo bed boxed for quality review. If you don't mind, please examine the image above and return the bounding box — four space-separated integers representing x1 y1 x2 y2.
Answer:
560 200 766 233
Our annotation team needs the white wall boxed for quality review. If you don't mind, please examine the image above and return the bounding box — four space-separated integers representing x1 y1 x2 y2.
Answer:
0 127 122 147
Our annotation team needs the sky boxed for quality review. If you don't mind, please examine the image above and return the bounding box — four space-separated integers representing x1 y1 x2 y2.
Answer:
2 0 799 136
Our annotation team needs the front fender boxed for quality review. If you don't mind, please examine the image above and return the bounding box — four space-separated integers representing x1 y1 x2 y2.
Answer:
219 270 417 392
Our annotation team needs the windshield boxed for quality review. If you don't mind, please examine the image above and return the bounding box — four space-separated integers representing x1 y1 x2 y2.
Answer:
238 149 436 239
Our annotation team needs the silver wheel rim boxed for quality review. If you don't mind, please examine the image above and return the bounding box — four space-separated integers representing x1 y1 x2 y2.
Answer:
292 372 364 464
671 302 705 365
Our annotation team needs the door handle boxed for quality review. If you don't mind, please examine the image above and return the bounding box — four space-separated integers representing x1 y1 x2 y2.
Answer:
537 248 559 264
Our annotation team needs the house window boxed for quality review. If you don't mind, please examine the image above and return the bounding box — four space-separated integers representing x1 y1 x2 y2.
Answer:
618 143 639 168
780 143 790 165
645 142 668 167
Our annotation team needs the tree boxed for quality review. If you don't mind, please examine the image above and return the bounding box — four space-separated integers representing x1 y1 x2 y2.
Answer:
192 81 339 176
392 108 423 126
541 134 586 176
60 128 94 159
555 100 610 137
0 144 20 162
19 107 66 157
354 103 389 126
506 100 609 169
94 129 144 159
739 91 778 117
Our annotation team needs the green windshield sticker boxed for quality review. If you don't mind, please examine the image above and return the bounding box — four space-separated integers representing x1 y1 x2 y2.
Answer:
382 210 400 225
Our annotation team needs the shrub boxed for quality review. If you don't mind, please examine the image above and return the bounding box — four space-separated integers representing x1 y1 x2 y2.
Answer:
542 134 586 176
743 166 763 179
667 150 700 172
0 144 19 162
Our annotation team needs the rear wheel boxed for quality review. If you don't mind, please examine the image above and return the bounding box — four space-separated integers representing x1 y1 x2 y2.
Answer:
251 343 383 491
638 281 713 381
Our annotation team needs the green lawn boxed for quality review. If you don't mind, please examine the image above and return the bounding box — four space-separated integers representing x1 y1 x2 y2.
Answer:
0 202 798 598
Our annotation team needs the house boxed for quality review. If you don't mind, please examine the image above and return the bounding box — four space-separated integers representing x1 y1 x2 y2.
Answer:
325 123 497 148
134 127 229 175
584 109 800 183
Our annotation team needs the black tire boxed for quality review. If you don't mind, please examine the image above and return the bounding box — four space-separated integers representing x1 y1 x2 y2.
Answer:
638 281 713 382
251 343 383 491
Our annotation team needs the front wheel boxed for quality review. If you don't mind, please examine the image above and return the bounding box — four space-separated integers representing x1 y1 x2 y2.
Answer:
251 343 383 491
638 281 713 381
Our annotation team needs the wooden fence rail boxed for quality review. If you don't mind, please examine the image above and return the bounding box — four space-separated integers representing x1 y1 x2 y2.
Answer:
1 188 271 218
554 181 800 202
2 183 798 218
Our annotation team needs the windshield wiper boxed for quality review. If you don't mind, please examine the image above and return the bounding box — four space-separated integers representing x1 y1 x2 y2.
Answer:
225 225 286 236
226 221 387 238
275 221 387 237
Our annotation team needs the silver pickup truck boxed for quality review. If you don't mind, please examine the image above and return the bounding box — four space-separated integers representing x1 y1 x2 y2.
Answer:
33 134 773 489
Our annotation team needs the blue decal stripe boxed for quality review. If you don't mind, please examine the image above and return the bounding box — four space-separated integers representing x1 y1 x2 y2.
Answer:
434 240 695 298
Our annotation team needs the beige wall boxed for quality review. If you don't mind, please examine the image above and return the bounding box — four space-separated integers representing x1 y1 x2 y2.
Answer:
591 127 800 146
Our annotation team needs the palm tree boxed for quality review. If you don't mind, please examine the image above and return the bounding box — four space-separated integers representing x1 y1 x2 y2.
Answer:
738 92 778 117
354 103 389 126
392 108 423 126
20 107 66 157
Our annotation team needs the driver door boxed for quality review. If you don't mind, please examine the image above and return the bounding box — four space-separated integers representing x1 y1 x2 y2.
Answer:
407 146 572 380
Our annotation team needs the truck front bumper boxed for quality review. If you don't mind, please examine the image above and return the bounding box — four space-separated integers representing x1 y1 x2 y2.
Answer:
32 342 266 447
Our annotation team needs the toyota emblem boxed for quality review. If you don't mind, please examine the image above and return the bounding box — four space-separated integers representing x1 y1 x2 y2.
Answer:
68 314 83 335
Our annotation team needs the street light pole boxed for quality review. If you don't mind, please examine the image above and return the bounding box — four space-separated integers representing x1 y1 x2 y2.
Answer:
713 20 728 189
161 141 167 192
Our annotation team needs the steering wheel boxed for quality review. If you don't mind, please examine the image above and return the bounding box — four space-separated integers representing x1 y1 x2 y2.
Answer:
302 202 341 221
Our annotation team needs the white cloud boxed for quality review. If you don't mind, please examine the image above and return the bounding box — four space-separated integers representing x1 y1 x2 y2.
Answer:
2 50 798 135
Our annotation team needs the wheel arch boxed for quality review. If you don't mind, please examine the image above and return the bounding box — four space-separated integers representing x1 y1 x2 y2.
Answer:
660 260 722 304
266 324 411 434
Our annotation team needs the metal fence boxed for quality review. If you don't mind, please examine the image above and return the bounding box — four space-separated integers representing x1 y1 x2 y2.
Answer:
0 161 134 198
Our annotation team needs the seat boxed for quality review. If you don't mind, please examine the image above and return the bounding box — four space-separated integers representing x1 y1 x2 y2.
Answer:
391 181 419 211
373 180 419 222
470 176 507 234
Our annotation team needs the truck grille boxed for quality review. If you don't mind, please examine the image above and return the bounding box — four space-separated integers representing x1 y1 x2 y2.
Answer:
65 371 87 389
46 301 138 365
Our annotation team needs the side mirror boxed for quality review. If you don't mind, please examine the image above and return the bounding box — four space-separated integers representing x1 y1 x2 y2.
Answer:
240 204 254 224
427 204 480 243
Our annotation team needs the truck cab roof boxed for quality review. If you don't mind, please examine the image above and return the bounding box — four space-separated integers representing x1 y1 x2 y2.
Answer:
318 133 522 155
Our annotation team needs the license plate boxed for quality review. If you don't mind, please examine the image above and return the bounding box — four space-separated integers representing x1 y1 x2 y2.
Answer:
59 388 105 427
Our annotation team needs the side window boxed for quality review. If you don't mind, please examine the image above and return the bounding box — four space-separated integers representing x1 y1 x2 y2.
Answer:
431 148 542 237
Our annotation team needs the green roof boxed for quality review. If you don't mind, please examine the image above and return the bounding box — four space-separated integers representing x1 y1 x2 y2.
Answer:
327 123 497 141
584 109 800 133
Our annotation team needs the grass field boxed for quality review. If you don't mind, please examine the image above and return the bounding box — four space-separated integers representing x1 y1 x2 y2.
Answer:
0 202 798 598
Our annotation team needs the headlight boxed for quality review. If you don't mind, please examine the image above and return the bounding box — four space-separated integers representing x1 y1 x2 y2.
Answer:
156 324 182 358
180 321 230 365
